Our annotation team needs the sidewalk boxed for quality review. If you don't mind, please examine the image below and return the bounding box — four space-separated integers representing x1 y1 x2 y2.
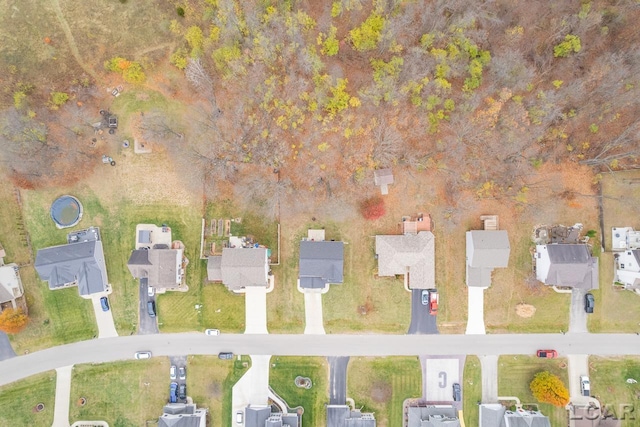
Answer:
52 365 72 427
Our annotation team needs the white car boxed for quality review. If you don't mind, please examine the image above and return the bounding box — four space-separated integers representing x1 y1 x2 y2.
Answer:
205 329 220 336
148 286 155 297
134 351 152 360
170 365 177 379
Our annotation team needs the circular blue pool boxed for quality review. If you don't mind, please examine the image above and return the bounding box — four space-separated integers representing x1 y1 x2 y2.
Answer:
50 195 83 229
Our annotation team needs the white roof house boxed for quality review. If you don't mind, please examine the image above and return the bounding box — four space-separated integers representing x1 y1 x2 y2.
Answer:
534 244 599 290
612 227 640 251
615 249 640 290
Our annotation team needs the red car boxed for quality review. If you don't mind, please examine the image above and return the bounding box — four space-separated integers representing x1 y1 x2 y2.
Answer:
536 349 558 358
428 289 438 316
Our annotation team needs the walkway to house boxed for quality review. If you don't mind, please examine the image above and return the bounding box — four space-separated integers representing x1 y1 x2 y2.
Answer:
244 287 268 334
480 355 498 403
231 355 271 422
466 287 486 334
90 293 118 338
52 365 72 427
303 292 326 334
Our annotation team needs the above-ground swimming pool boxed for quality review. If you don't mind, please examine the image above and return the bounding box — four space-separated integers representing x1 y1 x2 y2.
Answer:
50 195 83 229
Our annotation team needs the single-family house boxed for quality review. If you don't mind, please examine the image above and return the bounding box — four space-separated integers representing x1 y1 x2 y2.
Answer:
614 249 640 290
375 231 435 289
327 405 376 427
480 404 551 427
244 405 300 427
0 264 24 311
534 244 599 290
34 227 109 297
407 405 460 427
299 234 344 290
466 230 510 288
207 247 269 292
158 403 207 427
374 169 394 195
611 227 640 251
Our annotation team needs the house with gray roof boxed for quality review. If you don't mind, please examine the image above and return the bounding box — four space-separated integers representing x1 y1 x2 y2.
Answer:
374 168 394 195
407 406 460 426
244 405 300 427
375 231 435 289
466 230 510 288
534 244 599 290
327 405 376 427
480 404 551 427
128 248 184 290
207 247 269 292
0 264 23 312
34 227 109 297
299 240 344 290
158 402 207 427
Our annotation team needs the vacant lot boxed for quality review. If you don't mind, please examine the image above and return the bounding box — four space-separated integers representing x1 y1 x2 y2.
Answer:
463 356 481 427
0 371 56 427
498 355 569 425
589 356 640 421
270 356 328 426
348 356 422 427
69 359 169 426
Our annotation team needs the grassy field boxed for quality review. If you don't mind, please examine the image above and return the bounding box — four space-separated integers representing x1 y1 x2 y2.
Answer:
589 356 640 421
463 356 481 427
347 357 422 426
186 355 251 426
0 371 56 427
498 355 569 426
69 359 169 426
270 357 328 426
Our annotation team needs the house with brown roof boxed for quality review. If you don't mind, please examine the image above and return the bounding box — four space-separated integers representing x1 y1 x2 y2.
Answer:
374 168 394 195
207 247 269 292
375 231 435 289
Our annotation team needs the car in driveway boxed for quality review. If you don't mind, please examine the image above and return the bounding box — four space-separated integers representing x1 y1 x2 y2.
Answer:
421 289 429 305
205 329 220 336
100 297 110 312
218 352 234 360
585 293 595 313
170 365 177 380
580 375 591 396
236 411 244 424
178 383 187 400
428 289 438 315
179 366 186 380
170 382 178 403
147 301 156 317
134 351 152 360
536 349 558 358
148 286 155 297
452 383 461 401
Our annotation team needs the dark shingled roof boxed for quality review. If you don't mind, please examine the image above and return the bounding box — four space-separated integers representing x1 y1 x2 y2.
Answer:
299 241 344 289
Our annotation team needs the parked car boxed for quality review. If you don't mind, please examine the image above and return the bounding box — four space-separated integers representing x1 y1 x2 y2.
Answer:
100 297 109 312
536 349 558 358
218 352 234 360
134 351 152 360
452 383 461 401
421 289 429 306
179 366 186 380
584 293 595 314
428 289 439 316
170 365 177 380
580 375 591 397
205 329 220 336
179 383 187 400
147 301 156 317
170 382 178 403
236 411 244 424
148 286 155 297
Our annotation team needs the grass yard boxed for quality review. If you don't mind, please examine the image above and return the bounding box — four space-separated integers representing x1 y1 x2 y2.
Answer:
347 357 422 427
0 371 56 427
69 359 169 426
498 355 569 426
186 355 251 427
270 357 328 426
463 356 482 427
589 356 640 421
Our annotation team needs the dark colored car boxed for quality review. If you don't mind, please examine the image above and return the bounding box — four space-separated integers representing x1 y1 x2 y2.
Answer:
584 293 595 313
218 352 234 360
169 382 178 403
147 301 156 317
179 366 186 380
452 383 461 401
536 349 558 358
100 297 109 312
179 383 187 400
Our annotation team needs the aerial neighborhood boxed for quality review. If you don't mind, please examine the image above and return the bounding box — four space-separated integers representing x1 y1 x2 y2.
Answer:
1 1 640 427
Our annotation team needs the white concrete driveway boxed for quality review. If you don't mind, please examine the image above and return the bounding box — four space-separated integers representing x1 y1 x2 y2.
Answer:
479 355 498 403
568 354 590 405
52 365 72 427
90 295 118 338
569 289 588 333
423 356 462 402
244 287 268 334
303 292 325 334
466 287 486 335
231 355 271 421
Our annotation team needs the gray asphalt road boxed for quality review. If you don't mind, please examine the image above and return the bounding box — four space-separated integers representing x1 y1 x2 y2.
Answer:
1 333 639 387
138 279 159 335
408 289 438 334
328 356 349 405
569 288 588 333
0 331 16 361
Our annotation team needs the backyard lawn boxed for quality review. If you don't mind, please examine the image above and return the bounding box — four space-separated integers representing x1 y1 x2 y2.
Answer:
347 357 422 426
463 356 482 427
498 355 569 426
270 357 328 426
0 371 56 427
589 356 640 421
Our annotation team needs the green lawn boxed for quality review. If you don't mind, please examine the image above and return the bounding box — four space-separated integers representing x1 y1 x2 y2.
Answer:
498 355 569 426
0 371 56 427
463 356 481 427
589 356 640 421
347 357 422 426
270 357 328 426
186 355 251 426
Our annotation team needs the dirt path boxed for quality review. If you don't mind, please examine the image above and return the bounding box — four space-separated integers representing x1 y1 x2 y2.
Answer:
49 0 100 81
135 42 174 58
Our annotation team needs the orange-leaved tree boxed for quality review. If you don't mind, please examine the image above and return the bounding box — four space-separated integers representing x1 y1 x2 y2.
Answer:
0 307 29 334
530 371 570 407
360 196 386 220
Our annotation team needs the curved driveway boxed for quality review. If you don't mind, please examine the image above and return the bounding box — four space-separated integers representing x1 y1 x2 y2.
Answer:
1 333 639 386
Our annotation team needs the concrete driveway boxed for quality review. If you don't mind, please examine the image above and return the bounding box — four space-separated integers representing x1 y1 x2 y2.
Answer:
244 287 268 334
0 331 16 361
138 279 159 335
568 354 590 405
303 292 325 334
408 289 438 334
421 354 464 408
52 365 72 427
232 355 271 421
479 355 498 403
569 289 588 333
90 294 118 338
328 356 349 404
466 287 486 335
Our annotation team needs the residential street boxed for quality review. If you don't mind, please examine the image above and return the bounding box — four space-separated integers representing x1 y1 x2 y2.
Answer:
2 333 639 387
